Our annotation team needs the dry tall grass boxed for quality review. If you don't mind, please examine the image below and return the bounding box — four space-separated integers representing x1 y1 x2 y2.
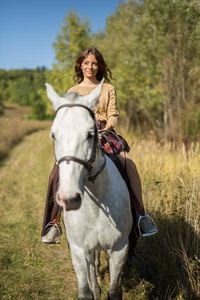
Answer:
0 102 51 161
119 132 200 299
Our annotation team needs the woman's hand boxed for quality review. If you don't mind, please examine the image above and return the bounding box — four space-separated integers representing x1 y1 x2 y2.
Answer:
98 130 107 140
98 123 113 140
98 130 109 140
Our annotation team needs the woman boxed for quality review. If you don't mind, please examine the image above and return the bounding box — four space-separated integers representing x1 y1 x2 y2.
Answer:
41 46 156 245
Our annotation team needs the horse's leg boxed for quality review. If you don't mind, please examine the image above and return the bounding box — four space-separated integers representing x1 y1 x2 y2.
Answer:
70 244 94 300
107 239 129 300
88 251 101 300
95 250 101 277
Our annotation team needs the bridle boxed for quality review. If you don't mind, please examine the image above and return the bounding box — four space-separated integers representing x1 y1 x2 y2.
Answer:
55 103 106 183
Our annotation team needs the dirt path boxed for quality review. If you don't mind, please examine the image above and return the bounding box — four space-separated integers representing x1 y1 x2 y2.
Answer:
0 130 79 299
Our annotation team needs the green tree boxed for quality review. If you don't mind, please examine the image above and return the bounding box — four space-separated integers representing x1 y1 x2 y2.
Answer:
53 9 91 68
0 68 48 119
49 9 91 95
0 70 10 106
92 0 163 132
92 0 200 142
29 89 53 120
8 77 34 105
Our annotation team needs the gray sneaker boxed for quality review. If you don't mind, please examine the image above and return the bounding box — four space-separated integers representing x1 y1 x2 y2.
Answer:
42 223 62 244
140 217 156 234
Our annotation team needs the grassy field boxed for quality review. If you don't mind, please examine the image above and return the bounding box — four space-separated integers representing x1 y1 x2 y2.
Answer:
0 104 199 299
127 137 200 299
0 102 51 161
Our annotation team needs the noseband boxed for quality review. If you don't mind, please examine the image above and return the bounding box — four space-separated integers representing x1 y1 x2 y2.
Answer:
55 103 106 182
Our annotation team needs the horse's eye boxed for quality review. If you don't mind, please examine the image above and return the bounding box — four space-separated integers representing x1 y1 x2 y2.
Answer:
87 132 93 140
51 133 56 140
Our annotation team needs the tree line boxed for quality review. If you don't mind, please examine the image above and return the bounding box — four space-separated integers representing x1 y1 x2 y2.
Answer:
0 67 51 120
1 0 200 144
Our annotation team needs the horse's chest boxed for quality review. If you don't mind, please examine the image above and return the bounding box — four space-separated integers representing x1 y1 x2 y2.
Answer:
65 212 123 251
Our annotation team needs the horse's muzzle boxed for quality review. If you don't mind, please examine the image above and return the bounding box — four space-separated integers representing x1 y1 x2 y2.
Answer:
57 193 82 211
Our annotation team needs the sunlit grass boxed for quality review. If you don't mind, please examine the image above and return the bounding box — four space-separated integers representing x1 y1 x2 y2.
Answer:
0 102 51 161
0 130 78 300
119 132 200 299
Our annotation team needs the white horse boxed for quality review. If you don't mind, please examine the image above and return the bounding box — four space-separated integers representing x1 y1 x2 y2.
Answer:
45 80 133 300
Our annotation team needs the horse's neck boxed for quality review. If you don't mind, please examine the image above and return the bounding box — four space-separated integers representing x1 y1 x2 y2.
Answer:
86 152 114 198
90 146 108 178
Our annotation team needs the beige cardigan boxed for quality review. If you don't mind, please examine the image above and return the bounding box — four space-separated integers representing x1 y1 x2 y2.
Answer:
68 83 119 128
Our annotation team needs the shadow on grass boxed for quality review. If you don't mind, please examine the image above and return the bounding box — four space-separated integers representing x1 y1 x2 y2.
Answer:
122 213 199 299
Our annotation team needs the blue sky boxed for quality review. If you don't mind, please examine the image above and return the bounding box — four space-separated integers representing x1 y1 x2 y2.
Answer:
0 0 120 70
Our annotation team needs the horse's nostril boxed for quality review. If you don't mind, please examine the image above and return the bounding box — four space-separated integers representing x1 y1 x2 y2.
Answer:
73 194 81 204
57 193 82 211
65 194 81 211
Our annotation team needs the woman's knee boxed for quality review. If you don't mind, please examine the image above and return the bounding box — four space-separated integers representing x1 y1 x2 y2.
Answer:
118 152 141 185
119 152 137 171
127 158 137 172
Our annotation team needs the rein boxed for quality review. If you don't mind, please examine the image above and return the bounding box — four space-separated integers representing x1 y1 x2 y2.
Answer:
55 103 106 182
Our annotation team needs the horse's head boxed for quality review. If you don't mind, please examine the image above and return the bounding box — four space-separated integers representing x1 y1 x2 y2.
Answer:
45 80 104 211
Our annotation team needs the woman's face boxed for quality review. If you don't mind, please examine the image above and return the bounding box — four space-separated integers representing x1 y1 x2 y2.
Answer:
81 53 99 80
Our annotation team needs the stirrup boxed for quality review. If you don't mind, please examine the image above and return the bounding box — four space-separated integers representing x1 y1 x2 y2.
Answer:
138 213 158 237
45 222 62 244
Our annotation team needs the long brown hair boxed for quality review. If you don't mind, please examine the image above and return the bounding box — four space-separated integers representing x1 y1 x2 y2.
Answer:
73 46 113 84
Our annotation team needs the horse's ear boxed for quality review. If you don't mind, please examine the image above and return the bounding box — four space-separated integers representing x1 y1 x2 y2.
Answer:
45 83 62 111
82 79 104 110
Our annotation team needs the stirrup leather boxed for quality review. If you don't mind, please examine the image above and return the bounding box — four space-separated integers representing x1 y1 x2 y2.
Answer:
138 213 158 237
